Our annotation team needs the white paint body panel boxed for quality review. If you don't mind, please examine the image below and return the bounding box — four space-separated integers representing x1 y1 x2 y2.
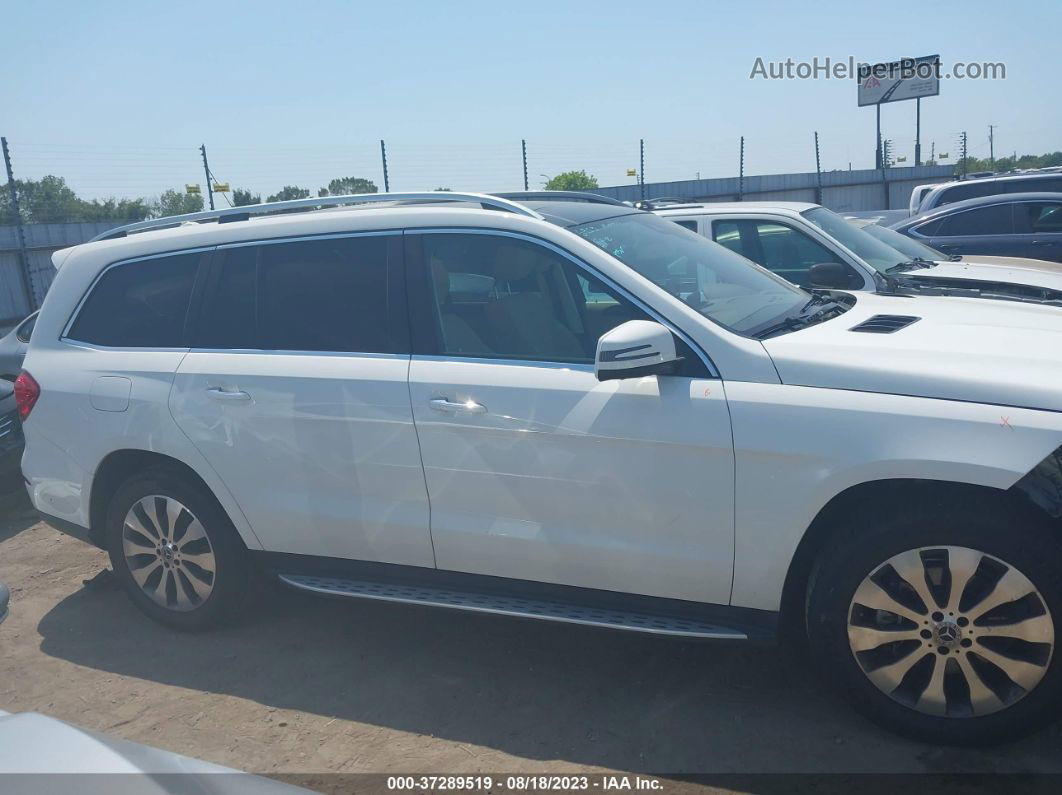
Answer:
169 351 434 566
408 357 734 603
21 201 1062 622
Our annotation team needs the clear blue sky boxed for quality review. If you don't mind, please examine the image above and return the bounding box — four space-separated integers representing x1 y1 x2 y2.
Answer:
2 0 1058 201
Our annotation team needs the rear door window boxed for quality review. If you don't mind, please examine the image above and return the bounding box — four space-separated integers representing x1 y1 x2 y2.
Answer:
196 235 403 354
68 252 200 347
936 204 1014 236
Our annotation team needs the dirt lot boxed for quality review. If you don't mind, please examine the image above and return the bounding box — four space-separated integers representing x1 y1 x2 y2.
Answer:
2 495 1061 788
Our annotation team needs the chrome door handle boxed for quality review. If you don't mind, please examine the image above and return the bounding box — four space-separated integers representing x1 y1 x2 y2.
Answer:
206 387 252 401
429 398 487 414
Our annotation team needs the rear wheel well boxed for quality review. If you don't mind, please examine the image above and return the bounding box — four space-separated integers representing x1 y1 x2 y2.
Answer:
89 450 235 549
777 478 1054 645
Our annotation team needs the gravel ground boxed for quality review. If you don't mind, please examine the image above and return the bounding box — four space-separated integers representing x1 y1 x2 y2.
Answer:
2 494 1061 790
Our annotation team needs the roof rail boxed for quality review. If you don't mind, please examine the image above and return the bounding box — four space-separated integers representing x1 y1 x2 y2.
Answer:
90 192 545 242
491 191 628 207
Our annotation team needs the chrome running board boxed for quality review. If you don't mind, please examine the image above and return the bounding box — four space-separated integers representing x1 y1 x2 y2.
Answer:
278 574 746 640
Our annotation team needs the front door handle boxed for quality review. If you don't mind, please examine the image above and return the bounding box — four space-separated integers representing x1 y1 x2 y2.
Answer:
1032 240 1054 247
206 387 252 402
429 398 487 414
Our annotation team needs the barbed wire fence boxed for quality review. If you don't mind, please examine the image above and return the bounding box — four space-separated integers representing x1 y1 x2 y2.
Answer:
0 129 992 321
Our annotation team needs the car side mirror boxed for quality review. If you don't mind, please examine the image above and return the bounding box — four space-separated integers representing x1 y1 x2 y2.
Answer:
595 320 684 382
807 262 856 289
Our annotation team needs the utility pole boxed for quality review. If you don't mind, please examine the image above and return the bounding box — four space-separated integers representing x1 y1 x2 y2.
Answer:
1 137 35 311
639 138 645 200
931 141 935 162
988 124 995 165
960 131 968 178
915 98 922 167
880 138 891 209
199 144 214 211
521 139 528 191
380 139 390 192
875 103 882 169
814 131 823 205
738 136 745 201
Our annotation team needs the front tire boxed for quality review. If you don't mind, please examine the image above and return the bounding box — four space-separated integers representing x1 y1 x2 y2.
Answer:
105 469 251 631
807 504 1062 745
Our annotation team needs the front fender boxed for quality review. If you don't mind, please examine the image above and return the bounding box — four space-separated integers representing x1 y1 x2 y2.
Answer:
725 381 1062 611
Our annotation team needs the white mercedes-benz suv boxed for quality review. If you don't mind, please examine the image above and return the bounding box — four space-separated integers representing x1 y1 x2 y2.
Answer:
17 192 1062 745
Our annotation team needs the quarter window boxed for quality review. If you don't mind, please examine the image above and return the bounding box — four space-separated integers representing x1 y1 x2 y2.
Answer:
68 252 199 347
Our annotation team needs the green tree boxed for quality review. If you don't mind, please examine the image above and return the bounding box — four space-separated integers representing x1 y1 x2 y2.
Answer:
232 188 261 206
544 170 598 191
958 150 1062 175
266 185 311 203
1 176 151 223
152 189 204 218
317 177 378 197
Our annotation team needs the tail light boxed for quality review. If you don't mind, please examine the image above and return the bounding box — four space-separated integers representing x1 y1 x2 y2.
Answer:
14 371 39 420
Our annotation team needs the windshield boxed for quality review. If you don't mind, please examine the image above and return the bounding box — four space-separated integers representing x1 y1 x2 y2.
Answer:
859 223 946 262
802 207 909 272
569 212 808 335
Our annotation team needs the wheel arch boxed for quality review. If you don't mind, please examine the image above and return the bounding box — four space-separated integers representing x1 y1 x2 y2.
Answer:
89 449 257 551
777 477 1060 643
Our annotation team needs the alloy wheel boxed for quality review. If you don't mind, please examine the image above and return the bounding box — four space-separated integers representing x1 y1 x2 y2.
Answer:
847 545 1054 717
121 495 217 612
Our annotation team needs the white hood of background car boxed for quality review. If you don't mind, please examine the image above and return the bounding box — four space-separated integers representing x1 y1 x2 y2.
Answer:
907 261 1062 293
763 292 1062 412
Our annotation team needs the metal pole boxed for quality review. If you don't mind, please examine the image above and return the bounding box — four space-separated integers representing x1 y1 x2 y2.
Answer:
915 98 921 166
1 137 36 311
738 136 744 201
881 139 890 209
380 140 390 192
988 124 995 164
639 138 645 200
875 104 882 169
814 131 823 205
960 131 968 178
521 139 528 191
200 144 214 211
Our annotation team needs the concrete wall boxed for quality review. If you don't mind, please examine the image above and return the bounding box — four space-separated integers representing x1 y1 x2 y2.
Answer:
0 221 120 324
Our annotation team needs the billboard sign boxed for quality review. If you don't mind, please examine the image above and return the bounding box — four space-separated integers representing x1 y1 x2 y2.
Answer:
857 55 940 106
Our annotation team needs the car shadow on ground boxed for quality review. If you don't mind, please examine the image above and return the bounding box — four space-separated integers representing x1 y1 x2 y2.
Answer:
36 578 1062 776
0 494 45 543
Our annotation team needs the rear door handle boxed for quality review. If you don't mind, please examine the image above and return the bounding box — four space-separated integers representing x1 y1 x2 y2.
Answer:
429 398 487 414
206 387 252 402
1032 240 1054 247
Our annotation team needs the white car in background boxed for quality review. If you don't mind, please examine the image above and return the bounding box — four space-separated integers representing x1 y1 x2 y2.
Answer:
653 200 1062 306
17 191 1062 746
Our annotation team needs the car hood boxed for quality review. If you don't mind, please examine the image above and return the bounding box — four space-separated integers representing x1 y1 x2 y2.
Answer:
762 292 1062 412
897 261 1062 297
956 254 1062 272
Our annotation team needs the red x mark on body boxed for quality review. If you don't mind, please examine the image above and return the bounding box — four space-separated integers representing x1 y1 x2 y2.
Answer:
1001 416 1013 429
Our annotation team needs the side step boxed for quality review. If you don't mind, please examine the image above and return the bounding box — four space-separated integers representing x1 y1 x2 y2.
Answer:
278 574 747 639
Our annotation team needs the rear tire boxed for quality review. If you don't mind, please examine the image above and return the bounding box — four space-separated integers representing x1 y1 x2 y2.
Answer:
807 503 1062 745
105 469 251 631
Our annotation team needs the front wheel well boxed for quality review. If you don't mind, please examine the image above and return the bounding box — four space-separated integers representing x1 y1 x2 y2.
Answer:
88 450 236 549
776 478 1055 644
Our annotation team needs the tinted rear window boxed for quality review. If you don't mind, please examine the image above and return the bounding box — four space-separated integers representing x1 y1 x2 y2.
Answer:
196 235 399 354
68 252 199 347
